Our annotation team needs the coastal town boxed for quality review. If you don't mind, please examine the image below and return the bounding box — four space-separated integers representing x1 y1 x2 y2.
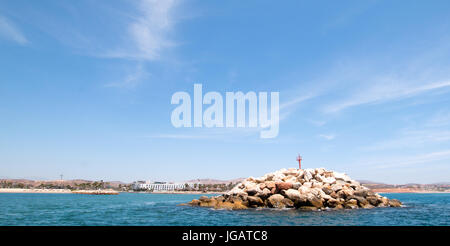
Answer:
0 176 448 194
0 178 242 194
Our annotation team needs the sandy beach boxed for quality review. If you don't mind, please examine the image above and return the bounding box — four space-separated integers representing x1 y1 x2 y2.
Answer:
0 188 118 195
0 188 219 195
373 188 450 194
0 188 72 194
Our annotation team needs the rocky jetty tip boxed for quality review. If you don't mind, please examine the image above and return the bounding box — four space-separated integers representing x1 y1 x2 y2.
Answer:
183 168 402 210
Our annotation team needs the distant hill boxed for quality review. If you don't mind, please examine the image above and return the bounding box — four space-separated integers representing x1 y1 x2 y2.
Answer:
357 180 386 185
0 179 127 188
2 177 448 193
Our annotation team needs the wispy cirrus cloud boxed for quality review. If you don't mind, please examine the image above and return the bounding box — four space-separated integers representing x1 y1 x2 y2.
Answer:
104 63 148 89
426 110 450 127
324 79 450 113
144 134 211 139
318 134 335 140
363 129 450 151
104 0 180 61
308 119 326 127
368 149 450 169
0 15 28 45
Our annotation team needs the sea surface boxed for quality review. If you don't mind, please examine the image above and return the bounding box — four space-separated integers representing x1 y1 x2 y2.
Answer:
0 192 448 226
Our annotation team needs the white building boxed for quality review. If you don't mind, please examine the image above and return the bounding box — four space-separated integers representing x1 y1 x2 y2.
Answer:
132 181 192 191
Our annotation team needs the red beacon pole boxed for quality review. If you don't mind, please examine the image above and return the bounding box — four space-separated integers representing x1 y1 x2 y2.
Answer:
297 154 302 169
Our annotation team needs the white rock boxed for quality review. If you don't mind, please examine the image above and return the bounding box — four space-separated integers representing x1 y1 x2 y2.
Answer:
228 186 246 196
264 173 274 181
273 173 285 182
322 177 336 184
243 181 255 189
312 181 323 188
334 172 351 182
304 170 313 181
292 182 302 189
315 174 324 182
331 183 343 192
285 177 297 183
255 177 266 183
284 168 299 176
319 189 332 200
298 186 310 194
246 177 256 182
297 170 304 179
310 187 321 197
284 189 302 200
315 168 326 176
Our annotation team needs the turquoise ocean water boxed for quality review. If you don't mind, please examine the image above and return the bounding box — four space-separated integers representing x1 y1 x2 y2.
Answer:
0 193 448 226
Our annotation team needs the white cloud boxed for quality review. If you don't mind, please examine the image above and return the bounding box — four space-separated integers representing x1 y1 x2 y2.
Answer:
370 149 450 169
145 134 211 139
426 111 450 127
279 94 316 110
0 15 28 45
105 0 179 60
318 134 335 140
362 128 450 152
277 93 317 123
324 79 450 113
308 119 326 127
104 63 148 89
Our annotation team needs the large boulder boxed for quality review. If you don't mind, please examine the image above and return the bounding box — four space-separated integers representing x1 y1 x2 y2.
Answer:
389 199 402 207
214 201 248 210
322 177 336 184
282 198 295 208
306 193 323 208
344 199 358 209
188 199 200 206
257 188 272 199
284 189 301 200
247 196 264 207
331 183 343 192
354 188 369 197
275 182 293 191
303 169 313 182
267 194 286 208
326 198 341 208
334 172 351 182
353 196 369 207
366 196 380 206
380 196 390 207
265 181 276 190
337 187 354 199
322 186 333 195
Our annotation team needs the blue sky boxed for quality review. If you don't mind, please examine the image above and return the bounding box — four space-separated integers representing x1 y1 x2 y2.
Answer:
1 0 450 184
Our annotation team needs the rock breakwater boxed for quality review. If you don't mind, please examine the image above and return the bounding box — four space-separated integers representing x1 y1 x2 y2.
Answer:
185 168 402 210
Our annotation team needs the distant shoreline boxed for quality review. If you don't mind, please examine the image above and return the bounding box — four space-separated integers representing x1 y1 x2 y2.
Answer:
0 188 220 195
129 191 221 195
0 188 118 195
2 188 449 195
373 188 450 194
0 188 72 194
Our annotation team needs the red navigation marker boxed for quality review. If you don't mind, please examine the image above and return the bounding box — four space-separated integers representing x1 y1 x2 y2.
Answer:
296 154 302 169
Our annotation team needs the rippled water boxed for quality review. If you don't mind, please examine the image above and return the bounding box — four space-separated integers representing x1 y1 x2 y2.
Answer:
0 193 448 225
